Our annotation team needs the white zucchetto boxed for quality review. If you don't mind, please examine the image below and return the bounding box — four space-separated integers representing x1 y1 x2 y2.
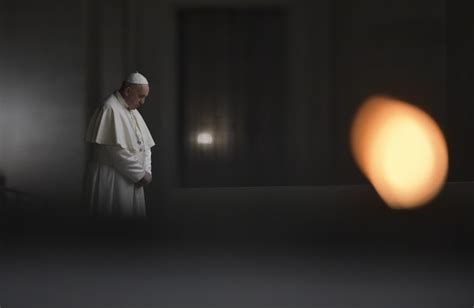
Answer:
126 71 148 85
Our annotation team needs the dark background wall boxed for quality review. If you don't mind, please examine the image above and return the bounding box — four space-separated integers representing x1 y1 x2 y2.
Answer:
0 0 465 215
178 8 290 187
447 2 474 181
0 0 87 212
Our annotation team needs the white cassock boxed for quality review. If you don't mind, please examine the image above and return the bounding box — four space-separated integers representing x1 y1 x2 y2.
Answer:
84 91 155 218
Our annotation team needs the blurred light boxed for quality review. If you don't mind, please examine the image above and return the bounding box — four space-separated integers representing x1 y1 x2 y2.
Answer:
197 132 213 145
350 96 448 209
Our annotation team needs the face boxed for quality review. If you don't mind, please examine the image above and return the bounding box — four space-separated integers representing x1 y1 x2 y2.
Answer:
123 84 150 109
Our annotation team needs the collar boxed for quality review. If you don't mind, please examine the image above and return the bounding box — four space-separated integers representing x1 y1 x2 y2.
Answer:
115 91 131 110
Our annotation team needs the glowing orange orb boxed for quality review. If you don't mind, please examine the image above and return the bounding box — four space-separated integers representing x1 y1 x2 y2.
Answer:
350 96 448 209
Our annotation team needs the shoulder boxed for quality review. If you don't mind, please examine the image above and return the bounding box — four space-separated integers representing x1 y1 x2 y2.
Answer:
103 94 120 110
88 95 123 122
96 94 128 118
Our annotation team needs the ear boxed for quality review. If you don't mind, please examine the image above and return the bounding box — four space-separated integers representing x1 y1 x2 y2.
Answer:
124 86 132 96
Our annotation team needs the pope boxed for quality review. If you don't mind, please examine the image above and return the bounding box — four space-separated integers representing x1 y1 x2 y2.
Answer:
84 72 155 218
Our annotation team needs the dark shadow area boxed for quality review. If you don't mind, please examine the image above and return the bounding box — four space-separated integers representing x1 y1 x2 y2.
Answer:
0 172 6 209
1 183 473 308
2 182 473 252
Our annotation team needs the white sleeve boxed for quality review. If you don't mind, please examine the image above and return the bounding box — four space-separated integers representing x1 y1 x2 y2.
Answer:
144 148 152 174
104 145 146 183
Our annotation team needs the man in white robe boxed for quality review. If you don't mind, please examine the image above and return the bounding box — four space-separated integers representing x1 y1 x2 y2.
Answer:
84 72 155 218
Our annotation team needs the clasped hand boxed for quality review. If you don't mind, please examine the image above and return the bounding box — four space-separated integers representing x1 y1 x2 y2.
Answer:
136 172 152 187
